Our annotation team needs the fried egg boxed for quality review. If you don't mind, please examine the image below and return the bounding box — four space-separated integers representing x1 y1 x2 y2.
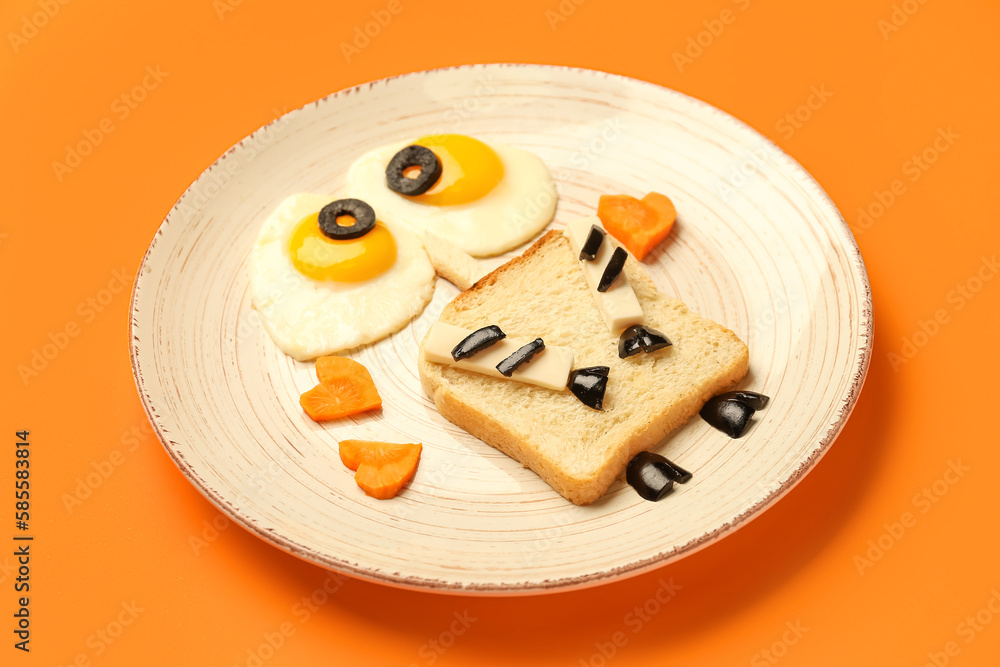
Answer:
250 193 435 361
347 134 557 257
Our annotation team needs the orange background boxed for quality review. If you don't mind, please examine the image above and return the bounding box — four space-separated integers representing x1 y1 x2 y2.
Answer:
2 0 999 665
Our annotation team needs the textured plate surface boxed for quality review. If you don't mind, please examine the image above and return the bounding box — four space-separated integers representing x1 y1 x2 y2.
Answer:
129 64 872 595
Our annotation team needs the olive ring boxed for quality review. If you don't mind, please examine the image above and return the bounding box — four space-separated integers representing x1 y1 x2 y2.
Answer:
318 198 377 240
385 145 442 196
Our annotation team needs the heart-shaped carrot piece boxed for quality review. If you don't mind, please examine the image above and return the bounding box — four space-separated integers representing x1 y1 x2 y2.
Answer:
597 191 677 261
338 440 422 499
300 356 381 422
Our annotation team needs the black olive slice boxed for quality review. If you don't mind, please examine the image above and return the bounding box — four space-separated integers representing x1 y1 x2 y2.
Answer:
714 390 770 411
700 396 755 438
451 325 505 361
597 247 628 292
568 368 608 410
317 198 377 240
579 225 605 261
626 452 675 501
385 145 443 196
496 338 545 377
659 457 692 484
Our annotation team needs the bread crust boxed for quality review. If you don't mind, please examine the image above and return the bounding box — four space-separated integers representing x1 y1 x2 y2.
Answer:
422 231 482 291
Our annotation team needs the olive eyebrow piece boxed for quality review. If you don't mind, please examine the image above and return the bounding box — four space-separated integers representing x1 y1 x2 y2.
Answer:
451 325 506 361
579 225 605 261
597 247 628 292
496 338 545 377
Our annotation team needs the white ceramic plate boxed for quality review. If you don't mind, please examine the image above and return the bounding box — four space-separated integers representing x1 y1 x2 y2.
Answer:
130 64 872 595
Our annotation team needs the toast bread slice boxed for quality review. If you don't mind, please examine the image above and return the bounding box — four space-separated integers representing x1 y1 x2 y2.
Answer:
417 229 749 505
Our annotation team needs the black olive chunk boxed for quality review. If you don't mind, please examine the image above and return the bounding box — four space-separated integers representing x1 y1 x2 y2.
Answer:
700 396 755 438
626 452 675 501
568 369 608 410
638 326 672 352
618 325 645 358
451 325 505 361
619 325 672 359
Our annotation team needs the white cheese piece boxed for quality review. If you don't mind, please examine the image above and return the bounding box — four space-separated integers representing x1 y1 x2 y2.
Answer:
564 216 644 332
423 322 573 391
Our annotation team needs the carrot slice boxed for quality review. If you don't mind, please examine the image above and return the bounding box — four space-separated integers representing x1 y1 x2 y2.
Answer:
299 377 382 422
337 439 368 470
315 355 374 386
338 440 422 499
300 356 382 422
597 192 677 261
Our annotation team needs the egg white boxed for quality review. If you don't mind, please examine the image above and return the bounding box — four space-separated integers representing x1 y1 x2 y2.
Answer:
250 193 435 361
347 139 557 257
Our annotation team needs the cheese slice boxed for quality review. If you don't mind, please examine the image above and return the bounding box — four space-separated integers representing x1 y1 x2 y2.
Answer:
564 217 644 332
423 322 573 391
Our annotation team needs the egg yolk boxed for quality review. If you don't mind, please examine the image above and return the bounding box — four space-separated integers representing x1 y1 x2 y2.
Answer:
288 213 396 282
409 134 504 206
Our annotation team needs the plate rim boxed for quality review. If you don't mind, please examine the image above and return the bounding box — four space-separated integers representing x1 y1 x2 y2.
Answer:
128 62 874 596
